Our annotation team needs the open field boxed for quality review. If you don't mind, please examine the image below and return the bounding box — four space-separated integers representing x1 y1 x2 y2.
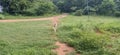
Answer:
0 15 120 55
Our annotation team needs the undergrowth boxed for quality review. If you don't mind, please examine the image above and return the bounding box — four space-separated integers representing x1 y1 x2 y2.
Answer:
57 15 120 55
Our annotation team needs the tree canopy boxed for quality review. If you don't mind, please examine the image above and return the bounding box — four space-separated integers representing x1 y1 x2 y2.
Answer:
0 0 120 16
53 0 120 16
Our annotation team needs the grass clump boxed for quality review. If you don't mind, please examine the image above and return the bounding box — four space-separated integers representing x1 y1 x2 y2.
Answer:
98 22 120 33
57 15 120 55
73 9 83 16
0 14 5 19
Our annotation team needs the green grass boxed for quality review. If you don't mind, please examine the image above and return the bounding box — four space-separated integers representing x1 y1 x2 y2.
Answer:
57 15 120 55
0 21 56 55
4 14 58 19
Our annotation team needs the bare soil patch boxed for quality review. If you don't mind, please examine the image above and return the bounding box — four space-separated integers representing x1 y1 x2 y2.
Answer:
53 41 75 55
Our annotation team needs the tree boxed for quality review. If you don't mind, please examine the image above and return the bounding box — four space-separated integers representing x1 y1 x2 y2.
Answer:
97 0 115 15
115 0 120 11
0 0 32 15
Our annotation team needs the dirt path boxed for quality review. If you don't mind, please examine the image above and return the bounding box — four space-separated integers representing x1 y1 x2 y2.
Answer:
53 41 75 55
50 14 80 55
0 14 67 22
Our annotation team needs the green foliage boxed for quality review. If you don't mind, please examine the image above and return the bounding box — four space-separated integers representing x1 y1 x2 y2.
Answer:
57 15 120 55
0 0 32 15
24 0 57 16
35 1 57 15
98 0 115 15
98 22 120 33
0 0 57 16
73 9 83 16
53 0 120 16
0 14 5 19
114 11 120 17
59 24 110 53
53 0 74 12
1 0 120 16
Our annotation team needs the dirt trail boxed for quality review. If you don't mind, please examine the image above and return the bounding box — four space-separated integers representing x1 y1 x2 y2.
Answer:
53 41 75 55
0 14 67 22
51 15 80 55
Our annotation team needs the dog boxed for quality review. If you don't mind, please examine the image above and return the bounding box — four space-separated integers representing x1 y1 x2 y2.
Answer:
52 16 59 32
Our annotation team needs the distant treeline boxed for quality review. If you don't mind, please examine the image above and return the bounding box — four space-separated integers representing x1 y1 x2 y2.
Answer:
0 0 120 16
0 0 57 15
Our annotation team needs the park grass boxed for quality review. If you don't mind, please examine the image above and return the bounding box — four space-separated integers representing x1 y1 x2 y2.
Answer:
57 15 120 55
0 21 56 55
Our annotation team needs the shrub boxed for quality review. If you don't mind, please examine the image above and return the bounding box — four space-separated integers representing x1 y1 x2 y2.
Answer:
73 9 83 16
0 14 5 19
59 24 76 31
58 19 120 55
114 11 120 17
36 1 57 15
76 34 109 52
98 22 120 33
67 30 113 55
62 27 110 52
63 28 111 55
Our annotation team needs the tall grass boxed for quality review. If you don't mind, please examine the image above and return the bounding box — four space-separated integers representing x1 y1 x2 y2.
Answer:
57 15 120 55
0 14 5 19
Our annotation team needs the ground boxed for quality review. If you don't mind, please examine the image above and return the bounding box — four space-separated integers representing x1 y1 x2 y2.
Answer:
0 15 120 55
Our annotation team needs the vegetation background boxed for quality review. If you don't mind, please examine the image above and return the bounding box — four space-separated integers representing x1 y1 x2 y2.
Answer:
0 0 120 16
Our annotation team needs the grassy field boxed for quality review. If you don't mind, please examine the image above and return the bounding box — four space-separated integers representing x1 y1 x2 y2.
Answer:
0 15 120 55
0 21 56 55
57 15 120 55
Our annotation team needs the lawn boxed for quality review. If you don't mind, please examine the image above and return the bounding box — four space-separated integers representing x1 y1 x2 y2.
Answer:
57 15 120 55
0 21 56 55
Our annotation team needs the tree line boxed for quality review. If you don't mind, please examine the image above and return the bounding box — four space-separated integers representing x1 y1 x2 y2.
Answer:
0 0 57 15
0 0 120 16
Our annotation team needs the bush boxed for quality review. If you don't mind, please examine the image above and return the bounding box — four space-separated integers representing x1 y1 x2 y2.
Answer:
73 9 83 16
36 1 57 15
1 0 57 16
98 22 120 33
114 11 120 17
67 29 115 55
73 32 109 51
76 35 108 51
58 23 116 55
62 28 111 55
0 14 5 19
58 20 120 55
